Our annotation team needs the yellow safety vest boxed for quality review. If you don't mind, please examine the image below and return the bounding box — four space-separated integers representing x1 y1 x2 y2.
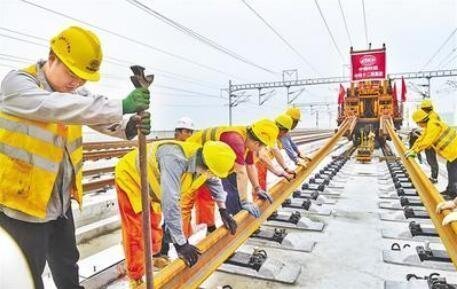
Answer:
0 64 83 219
114 140 208 214
429 120 457 162
186 125 247 145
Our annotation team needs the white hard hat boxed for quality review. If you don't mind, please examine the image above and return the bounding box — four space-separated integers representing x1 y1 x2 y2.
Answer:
0 227 34 289
175 117 195 130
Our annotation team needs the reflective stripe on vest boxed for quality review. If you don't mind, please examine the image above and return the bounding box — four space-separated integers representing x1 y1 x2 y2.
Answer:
0 63 84 218
433 127 457 151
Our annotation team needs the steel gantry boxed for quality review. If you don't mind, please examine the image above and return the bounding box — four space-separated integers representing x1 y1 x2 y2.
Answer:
226 69 457 124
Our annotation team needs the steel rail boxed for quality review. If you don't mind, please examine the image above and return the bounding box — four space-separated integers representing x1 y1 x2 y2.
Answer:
384 118 457 269
81 133 336 193
83 166 114 177
149 117 354 289
82 132 333 161
82 131 329 152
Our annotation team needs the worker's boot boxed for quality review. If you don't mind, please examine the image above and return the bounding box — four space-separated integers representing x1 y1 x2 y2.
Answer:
129 278 144 289
153 254 170 270
429 177 438 184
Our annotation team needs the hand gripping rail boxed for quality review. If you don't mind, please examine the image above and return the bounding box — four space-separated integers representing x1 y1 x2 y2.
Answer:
384 117 457 269
149 117 355 289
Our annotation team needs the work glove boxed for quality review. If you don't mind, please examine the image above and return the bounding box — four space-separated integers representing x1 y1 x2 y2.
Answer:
122 87 150 114
436 200 457 213
404 149 417 158
442 209 457 226
279 172 294 182
219 208 237 235
284 167 297 179
174 242 200 267
298 153 312 162
241 200 261 218
296 158 309 168
125 112 151 139
255 187 273 203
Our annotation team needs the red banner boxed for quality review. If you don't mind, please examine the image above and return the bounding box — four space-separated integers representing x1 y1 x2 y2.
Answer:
351 49 386 81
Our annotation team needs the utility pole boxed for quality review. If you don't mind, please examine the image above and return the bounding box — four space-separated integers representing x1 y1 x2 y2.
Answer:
427 77 431 99
228 80 233 125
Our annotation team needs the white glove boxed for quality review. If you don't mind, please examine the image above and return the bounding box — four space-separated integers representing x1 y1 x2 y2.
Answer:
436 200 457 213
443 209 457 225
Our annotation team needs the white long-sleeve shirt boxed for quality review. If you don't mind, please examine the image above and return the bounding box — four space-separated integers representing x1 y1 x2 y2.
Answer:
0 61 129 222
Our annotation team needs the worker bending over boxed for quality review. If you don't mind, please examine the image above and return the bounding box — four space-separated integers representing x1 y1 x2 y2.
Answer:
406 108 457 200
256 114 296 192
0 26 150 289
280 107 312 165
115 140 237 287
187 119 279 233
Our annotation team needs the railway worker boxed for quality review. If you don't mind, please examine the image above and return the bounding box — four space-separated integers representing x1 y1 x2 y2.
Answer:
187 119 279 233
406 109 457 199
419 99 440 183
0 26 150 289
255 114 296 192
175 116 195 141
159 116 196 257
115 140 238 287
281 107 312 166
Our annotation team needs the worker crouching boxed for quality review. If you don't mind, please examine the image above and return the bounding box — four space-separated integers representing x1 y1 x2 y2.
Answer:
115 140 237 287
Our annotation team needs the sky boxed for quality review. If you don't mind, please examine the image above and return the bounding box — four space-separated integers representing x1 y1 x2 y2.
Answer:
0 0 456 136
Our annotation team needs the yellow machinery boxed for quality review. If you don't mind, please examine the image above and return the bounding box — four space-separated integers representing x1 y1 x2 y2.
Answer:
356 129 376 163
337 79 403 146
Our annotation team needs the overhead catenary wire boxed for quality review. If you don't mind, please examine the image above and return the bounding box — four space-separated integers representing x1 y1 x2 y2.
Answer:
361 0 369 48
435 46 457 69
240 0 321 76
337 0 353 47
440 53 457 69
125 0 277 75
0 27 223 90
313 0 345 62
0 36 226 101
17 0 245 80
422 27 457 69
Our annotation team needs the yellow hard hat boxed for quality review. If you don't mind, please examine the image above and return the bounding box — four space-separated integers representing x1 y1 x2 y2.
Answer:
412 109 429 123
285 107 301 121
202 141 236 178
50 26 103 81
250 118 279 148
420 99 433 110
275 114 293 131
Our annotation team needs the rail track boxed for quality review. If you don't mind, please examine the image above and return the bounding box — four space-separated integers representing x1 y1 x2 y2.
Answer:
81 131 334 193
53 122 457 289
